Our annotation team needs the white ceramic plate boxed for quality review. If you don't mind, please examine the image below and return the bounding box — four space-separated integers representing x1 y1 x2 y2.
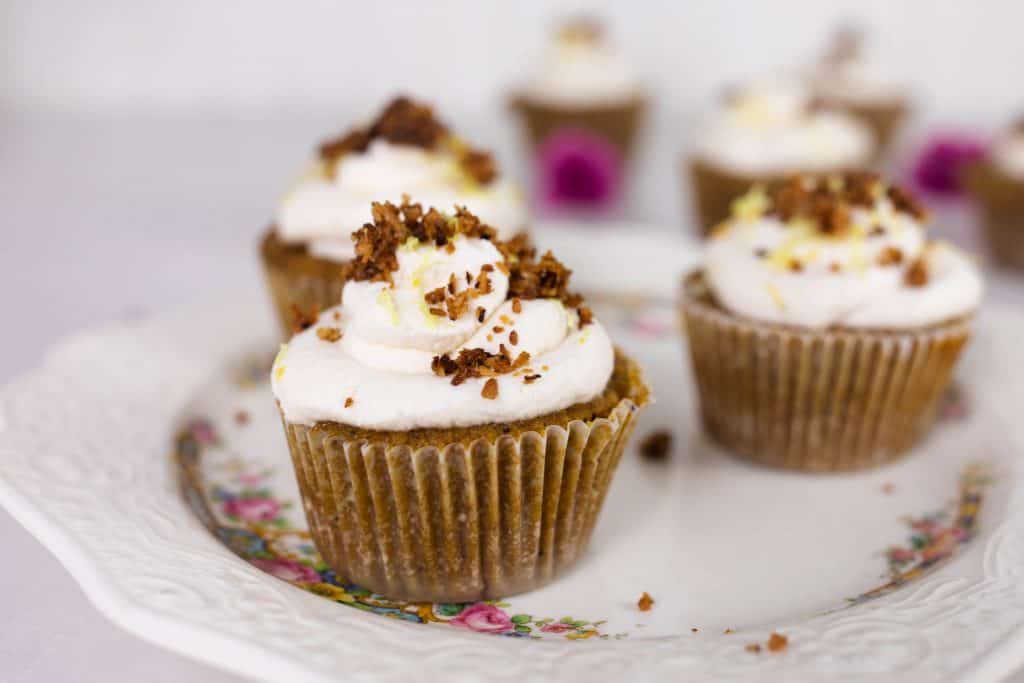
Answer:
2 231 1024 683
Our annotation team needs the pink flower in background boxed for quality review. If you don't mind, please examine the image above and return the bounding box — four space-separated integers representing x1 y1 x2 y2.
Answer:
250 558 320 583
449 603 514 634
223 497 280 523
537 128 621 210
911 134 987 197
540 621 577 634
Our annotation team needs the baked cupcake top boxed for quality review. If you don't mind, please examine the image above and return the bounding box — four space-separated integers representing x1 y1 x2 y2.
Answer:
694 78 874 175
518 17 641 108
277 97 527 262
808 27 908 106
704 173 983 329
271 200 614 429
991 118 1024 180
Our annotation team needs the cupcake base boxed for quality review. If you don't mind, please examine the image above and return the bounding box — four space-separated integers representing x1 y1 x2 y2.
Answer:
965 162 1024 271
260 229 350 338
823 99 908 158
680 272 972 472
280 351 649 602
511 95 646 157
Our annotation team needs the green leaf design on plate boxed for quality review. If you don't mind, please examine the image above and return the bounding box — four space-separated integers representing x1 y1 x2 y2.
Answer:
510 614 531 625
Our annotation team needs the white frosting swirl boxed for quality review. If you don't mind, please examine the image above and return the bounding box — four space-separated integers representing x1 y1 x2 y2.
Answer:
811 58 907 106
695 79 874 175
277 140 527 261
271 236 614 429
992 133 1024 180
705 188 983 329
521 32 640 107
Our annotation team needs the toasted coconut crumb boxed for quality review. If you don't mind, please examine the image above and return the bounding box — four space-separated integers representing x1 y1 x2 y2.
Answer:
755 247 770 259
746 643 762 654
828 262 842 273
234 410 249 425
882 482 895 494
432 347 530 386
344 397 354 408
788 259 804 272
509 330 519 346
877 246 904 266
332 310 342 321
691 627 699 633
523 374 541 384
476 306 486 323
869 225 887 237
724 628 735 635
481 378 499 399
511 298 522 313
316 326 342 342
639 430 672 461
905 258 929 287
767 632 788 652
637 592 654 612
290 304 320 334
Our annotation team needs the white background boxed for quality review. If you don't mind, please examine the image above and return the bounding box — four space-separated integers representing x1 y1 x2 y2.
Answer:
2 1 1024 681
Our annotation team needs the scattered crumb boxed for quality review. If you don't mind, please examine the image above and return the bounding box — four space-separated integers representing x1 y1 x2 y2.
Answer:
509 330 519 346
724 628 735 635
754 247 770 259
290 304 320 334
234 410 249 426
788 258 804 273
828 262 843 274
745 643 762 654
493 326 504 333
511 298 522 314
691 627 699 633
499 314 513 325
481 378 499 400
637 592 654 612
344 397 354 408
639 430 673 461
881 482 895 495
332 310 341 321
869 224 887 237
523 374 542 384
905 258 929 287
316 326 342 342
767 632 788 652
476 307 486 323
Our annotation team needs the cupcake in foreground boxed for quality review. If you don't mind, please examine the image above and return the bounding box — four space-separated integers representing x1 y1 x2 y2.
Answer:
688 78 874 235
966 118 1024 270
271 200 649 601
509 17 646 214
681 173 982 472
807 26 910 157
262 96 527 336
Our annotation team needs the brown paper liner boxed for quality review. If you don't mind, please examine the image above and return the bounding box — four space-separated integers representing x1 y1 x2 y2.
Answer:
680 272 973 472
510 95 646 157
965 161 1024 271
278 354 648 602
820 99 908 158
260 228 350 338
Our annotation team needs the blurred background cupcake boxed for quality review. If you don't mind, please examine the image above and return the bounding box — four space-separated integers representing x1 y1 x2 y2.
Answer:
509 17 646 217
806 25 911 159
965 118 1024 270
262 96 527 336
688 77 875 235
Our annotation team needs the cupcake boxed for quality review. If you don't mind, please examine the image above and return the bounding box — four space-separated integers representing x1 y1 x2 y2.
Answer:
688 78 875 235
271 200 649 601
680 173 982 472
807 26 911 157
509 17 646 214
262 96 527 336
965 118 1024 270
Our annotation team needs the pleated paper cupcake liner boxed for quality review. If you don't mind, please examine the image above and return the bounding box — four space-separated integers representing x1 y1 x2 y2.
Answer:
510 95 646 157
280 390 645 602
680 272 973 472
260 230 349 338
965 162 1024 271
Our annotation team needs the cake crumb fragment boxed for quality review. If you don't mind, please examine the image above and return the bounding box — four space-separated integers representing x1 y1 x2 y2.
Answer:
316 326 342 342
637 592 654 611
481 378 499 400
767 632 788 652
639 430 673 461
344 397 354 408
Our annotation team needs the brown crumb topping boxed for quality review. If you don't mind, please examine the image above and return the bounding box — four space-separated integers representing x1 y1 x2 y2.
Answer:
767 632 789 652
764 173 929 234
724 628 735 635
745 643 762 654
234 410 249 426
316 96 498 184
905 258 929 287
639 430 672 461
481 378 499 400
637 592 654 612
290 304 320 334
431 346 531 386
344 397 354 408
876 246 904 267
316 326 342 342
523 374 541 384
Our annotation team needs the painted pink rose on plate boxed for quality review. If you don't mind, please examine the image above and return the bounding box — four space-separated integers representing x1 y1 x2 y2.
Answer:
223 497 280 523
250 558 320 583
540 621 577 634
449 603 514 634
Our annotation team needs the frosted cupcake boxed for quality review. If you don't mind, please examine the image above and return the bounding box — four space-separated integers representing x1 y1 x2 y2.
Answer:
681 173 982 472
689 78 875 234
966 118 1024 270
271 200 649 601
510 18 646 213
808 27 910 157
262 96 527 336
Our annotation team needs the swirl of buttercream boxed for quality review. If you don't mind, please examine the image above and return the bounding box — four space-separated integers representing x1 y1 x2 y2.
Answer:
272 226 614 430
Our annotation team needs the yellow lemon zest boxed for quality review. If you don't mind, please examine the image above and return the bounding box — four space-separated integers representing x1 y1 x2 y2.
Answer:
764 283 787 311
376 289 400 326
730 185 770 222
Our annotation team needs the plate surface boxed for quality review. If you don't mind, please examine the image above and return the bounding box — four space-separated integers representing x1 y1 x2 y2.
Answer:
2 232 1024 682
